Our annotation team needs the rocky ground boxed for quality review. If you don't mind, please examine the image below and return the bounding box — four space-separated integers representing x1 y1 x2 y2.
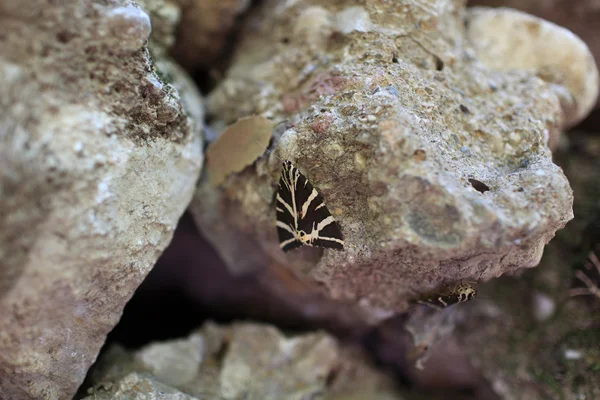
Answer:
1 0 599 399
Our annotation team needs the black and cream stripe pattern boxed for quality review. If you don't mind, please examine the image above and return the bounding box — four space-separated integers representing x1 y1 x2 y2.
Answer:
276 160 344 252
412 282 478 309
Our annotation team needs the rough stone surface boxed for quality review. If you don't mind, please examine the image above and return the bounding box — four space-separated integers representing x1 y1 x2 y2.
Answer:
192 0 584 313
82 373 202 400
466 7 599 131
454 132 600 399
0 1 203 399
85 321 404 400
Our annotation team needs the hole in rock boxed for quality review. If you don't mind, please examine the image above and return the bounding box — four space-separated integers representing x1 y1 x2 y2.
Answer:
104 212 328 350
435 57 444 71
56 30 76 43
79 211 503 400
468 178 490 193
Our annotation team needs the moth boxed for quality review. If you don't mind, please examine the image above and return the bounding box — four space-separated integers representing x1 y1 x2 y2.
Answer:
275 160 344 252
411 281 478 310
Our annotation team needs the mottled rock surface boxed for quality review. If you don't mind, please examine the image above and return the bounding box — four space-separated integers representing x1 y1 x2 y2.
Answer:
82 373 202 400
455 132 600 399
193 0 585 313
0 1 203 399
84 321 404 400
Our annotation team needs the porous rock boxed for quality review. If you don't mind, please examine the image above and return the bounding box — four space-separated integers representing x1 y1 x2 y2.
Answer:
454 132 600 399
193 0 584 313
0 1 203 399
82 373 200 400
84 321 404 400
466 7 599 130
468 0 600 111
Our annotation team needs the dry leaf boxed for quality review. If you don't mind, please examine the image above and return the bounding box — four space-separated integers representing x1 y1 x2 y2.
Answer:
206 116 274 186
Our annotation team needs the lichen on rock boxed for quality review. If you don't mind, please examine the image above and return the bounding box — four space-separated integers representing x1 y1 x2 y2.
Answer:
0 0 204 398
192 0 588 314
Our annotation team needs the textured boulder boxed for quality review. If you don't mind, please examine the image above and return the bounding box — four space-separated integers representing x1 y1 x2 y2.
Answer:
84 321 405 400
192 0 588 313
0 1 203 399
468 1 600 112
466 7 599 130
454 132 600 399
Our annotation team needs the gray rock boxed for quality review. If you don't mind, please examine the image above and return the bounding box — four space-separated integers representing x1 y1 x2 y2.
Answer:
468 1 600 115
455 133 600 399
84 321 405 400
466 7 599 131
192 0 585 314
82 372 203 400
0 1 204 398
135 334 205 388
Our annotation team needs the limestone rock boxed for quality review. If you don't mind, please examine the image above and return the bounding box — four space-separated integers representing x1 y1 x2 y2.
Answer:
135 334 205 388
468 0 600 112
192 1 582 313
85 321 404 400
0 1 203 399
466 7 599 130
456 132 600 399
82 372 202 400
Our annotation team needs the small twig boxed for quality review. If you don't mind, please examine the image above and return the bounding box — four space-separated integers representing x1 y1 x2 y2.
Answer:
588 251 600 274
569 287 595 297
569 252 600 300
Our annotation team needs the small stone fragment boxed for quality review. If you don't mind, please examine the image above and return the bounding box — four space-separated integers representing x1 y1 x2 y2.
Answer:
102 5 152 52
293 6 333 49
206 116 274 186
335 6 372 34
531 291 556 321
135 334 205 387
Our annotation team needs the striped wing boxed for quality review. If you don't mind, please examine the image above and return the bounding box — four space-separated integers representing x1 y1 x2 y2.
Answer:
411 282 478 309
276 160 344 252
